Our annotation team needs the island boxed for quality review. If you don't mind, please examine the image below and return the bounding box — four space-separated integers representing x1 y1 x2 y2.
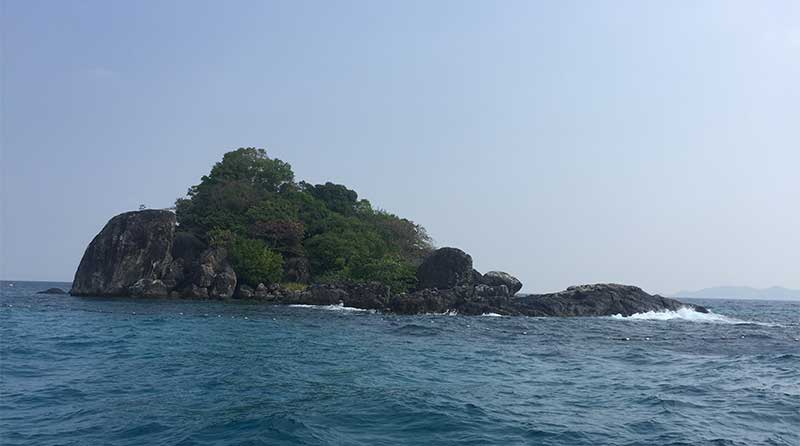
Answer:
71 148 706 316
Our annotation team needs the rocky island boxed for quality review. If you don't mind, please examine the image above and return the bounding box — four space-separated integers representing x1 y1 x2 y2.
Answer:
71 148 706 316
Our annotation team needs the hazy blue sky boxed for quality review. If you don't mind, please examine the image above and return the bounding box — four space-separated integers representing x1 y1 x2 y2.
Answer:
2 0 798 294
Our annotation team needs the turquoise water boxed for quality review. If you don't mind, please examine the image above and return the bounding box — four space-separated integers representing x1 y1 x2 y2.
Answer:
1 281 798 445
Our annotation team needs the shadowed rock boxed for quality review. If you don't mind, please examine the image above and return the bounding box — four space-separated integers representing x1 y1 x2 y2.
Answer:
416 247 475 290
71 210 176 296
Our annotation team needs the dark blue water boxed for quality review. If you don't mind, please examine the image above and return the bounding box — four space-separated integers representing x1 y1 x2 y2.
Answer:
1 281 798 446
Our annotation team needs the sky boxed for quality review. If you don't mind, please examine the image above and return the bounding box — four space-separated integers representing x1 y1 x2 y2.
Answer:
1 0 798 294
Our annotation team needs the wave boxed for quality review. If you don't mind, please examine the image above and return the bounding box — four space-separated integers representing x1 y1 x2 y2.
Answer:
481 313 504 317
424 309 459 316
610 307 776 326
288 303 375 313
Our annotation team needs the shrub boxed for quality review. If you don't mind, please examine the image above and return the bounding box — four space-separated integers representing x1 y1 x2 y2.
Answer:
228 237 284 286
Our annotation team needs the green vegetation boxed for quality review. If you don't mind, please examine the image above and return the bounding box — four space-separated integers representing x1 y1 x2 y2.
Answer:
282 282 309 292
176 148 433 292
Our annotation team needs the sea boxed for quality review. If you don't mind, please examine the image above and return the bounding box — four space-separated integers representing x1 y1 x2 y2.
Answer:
1 280 798 446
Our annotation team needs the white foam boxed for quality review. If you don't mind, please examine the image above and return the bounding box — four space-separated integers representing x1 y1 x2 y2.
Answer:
610 307 774 325
481 313 504 317
424 309 459 316
289 303 374 313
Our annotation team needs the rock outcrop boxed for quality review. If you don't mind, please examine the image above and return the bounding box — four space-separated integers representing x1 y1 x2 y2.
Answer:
71 210 176 296
217 281 705 317
188 247 237 299
416 247 475 289
508 283 707 316
222 275 702 317
481 271 523 296
372 283 706 316
71 210 237 298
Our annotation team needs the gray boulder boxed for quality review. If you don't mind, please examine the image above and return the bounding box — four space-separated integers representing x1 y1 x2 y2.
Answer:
254 283 270 299
235 284 254 299
71 210 176 296
182 247 237 299
416 247 475 290
482 271 523 296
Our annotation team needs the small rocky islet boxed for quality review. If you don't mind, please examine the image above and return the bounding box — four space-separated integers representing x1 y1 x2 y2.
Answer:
69 148 705 316
68 212 706 318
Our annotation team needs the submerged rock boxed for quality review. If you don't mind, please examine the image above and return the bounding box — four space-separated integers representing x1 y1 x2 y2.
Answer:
36 287 67 295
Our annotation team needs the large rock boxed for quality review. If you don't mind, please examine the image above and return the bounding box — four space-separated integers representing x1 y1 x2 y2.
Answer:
416 247 475 290
482 271 523 296
71 210 176 296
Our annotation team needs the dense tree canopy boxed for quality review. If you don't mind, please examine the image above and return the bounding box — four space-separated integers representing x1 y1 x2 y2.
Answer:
176 148 434 291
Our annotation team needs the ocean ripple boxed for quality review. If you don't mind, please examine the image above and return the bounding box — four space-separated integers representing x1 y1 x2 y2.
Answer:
1 281 798 445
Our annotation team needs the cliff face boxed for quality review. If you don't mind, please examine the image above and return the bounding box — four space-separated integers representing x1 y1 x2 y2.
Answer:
71 210 237 298
71 210 176 296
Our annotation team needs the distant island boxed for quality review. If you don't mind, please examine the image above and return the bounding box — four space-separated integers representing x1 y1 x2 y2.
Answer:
672 286 800 301
70 148 706 316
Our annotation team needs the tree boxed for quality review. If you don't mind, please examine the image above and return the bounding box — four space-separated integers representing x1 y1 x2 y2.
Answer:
175 148 436 289
176 148 295 234
303 182 359 215
373 211 433 265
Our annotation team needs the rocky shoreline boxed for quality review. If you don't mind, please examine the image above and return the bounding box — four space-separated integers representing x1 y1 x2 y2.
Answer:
70 210 707 316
